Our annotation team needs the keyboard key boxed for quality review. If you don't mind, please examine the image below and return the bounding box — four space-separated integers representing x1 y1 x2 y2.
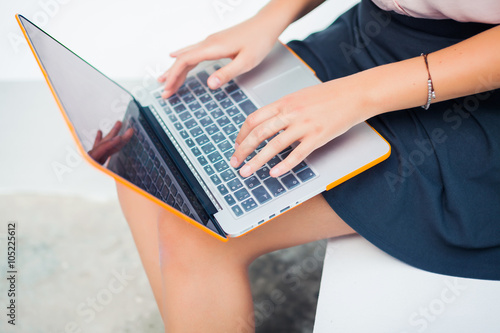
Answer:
267 156 281 168
256 166 270 180
179 130 189 139
223 148 235 161
168 114 177 123
201 143 216 155
191 146 202 156
241 198 257 212
281 174 300 190
221 169 236 182
194 109 207 119
207 151 222 163
168 95 181 106
185 138 195 148
194 87 207 97
195 134 209 146
177 85 190 96
214 92 227 101
263 177 286 197
196 71 210 86
211 132 225 144
217 184 229 196
296 168 316 182
220 98 234 109
171 185 178 196
210 174 222 185
234 188 250 202
211 108 224 119
224 84 239 95
232 114 245 125
292 161 308 173
206 124 220 135
224 194 236 206
239 100 258 115
187 79 201 90
204 165 215 176
228 133 238 143
165 174 172 187
213 160 229 172
157 98 166 106
174 104 187 113
230 90 247 103
226 107 239 117
162 106 172 114
199 116 213 127
179 111 192 122
176 193 184 205
218 140 232 152
188 101 201 111
223 124 237 135
205 101 218 111
189 126 203 137
217 116 230 127
183 93 195 104
251 186 272 204
227 178 243 191
182 203 190 214
174 122 183 131
231 205 244 217
184 119 197 129
244 176 261 189
197 156 208 166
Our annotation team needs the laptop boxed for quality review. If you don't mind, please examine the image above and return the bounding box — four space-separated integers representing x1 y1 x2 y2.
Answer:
16 14 390 241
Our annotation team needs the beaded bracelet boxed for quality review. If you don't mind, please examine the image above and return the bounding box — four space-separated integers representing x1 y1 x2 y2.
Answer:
421 53 436 110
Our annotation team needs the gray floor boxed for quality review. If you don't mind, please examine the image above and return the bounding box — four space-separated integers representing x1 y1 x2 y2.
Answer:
0 194 325 333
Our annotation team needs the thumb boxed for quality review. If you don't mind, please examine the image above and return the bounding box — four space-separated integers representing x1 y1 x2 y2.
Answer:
207 54 254 90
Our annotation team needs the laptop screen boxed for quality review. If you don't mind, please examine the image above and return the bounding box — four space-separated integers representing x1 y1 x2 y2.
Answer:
18 15 134 152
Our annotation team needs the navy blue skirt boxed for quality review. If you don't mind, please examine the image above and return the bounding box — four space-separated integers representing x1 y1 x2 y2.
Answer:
288 0 500 280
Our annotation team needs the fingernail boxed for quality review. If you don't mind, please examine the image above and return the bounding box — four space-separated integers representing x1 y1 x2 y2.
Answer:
240 164 251 177
234 142 239 149
208 76 220 89
230 156 238 168
270 166 281 177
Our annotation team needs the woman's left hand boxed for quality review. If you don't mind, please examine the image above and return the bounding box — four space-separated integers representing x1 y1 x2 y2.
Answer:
230 77 375 178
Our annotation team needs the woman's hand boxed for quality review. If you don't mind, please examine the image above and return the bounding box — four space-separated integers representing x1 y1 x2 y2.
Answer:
230 77 375 178
158 15 282 98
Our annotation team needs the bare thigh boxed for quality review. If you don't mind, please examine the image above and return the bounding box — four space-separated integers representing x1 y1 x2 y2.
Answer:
116 182 356 311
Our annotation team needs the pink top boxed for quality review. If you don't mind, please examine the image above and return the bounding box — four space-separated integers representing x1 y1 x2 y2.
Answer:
372 0 500 24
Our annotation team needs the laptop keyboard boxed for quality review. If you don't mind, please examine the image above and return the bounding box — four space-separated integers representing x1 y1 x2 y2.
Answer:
153 65 317 218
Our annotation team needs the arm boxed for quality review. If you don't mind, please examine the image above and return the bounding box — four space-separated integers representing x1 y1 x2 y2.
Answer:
231 25 500 178
159 0 326 97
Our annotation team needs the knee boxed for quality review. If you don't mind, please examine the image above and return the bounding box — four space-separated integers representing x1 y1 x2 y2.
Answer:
157 208 247 271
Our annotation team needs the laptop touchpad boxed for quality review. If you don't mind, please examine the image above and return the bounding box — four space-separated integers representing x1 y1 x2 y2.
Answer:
250 66 317 106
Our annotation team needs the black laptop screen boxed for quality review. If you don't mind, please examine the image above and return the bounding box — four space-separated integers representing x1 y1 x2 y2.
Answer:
19 15 134 152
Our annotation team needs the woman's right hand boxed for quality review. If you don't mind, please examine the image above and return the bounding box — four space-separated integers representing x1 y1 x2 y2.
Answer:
158 15 281 99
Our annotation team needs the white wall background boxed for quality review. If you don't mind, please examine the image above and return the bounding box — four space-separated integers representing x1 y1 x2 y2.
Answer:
0 0 358 200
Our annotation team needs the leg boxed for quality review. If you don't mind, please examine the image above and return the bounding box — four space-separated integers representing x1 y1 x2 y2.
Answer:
116 182 355 332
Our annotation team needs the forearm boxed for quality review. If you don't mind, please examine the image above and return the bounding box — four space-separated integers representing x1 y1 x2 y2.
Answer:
254 0 326 39
353 25 500 120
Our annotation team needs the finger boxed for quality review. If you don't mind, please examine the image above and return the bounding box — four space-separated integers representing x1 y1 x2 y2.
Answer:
269 141 315 178
157 69 169 83
162 45 233 96
161 65 196 99
238 129 300 178
233 103 279 149
93 130 103 148
231 114 288 170
170 42 200 57
207 52 254 90
102 121 122 141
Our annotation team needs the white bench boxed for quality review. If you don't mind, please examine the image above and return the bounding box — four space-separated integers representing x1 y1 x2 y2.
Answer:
313 235 500 333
